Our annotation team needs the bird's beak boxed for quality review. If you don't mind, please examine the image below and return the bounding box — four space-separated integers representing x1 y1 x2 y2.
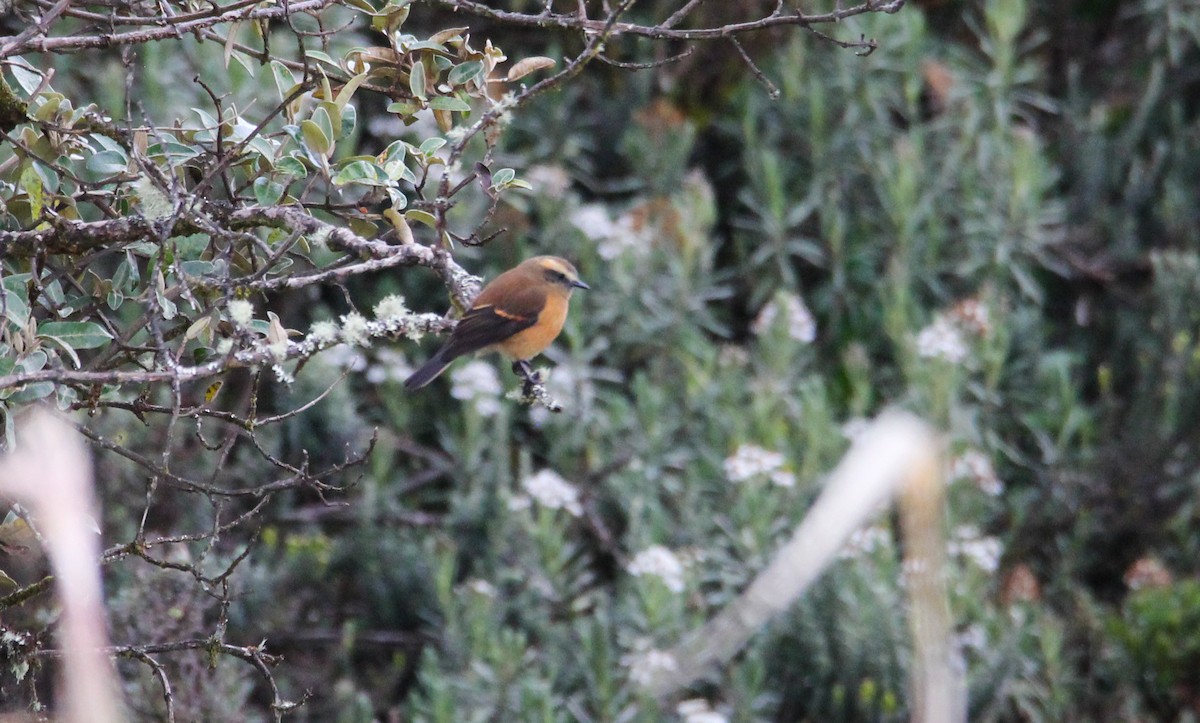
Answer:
571 279 590 290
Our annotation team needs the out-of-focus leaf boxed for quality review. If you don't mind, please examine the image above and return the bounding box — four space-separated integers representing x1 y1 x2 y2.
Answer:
270 61 296 100
506 56 556 82
300 119 332 156
10 64 42 95
19 165 44 221
405 209 437 228
409 59 427 100
429 27 469 45
334 71 371 110
491 168 516 186
429 96 471 112
383 208 414 244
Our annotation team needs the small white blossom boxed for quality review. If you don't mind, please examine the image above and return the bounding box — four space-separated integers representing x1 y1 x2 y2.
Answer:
366 348 415 385
309 320 339 345
753 292 817 343
950 449 1003 496
507 494 532 512
898 556 936 590
526 164 572 199
717 344 750 367
623 648 679 688
949 526 1002 573
677 700 728 723
915 317 968 363
839 525 891 559
373 294 409 323
465 579 497 598
521 469 582 516
340 311 370 346
228 299 254 329
450 360 503 417
571 204 617 242
571 203 648 259
769 469 797 488
627 545 686 593
954 624 987 652
723 443 787 483
323 344 367 372
606 210 654 260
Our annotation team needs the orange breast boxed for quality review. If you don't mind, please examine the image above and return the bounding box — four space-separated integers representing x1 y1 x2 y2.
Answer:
497 293 568 360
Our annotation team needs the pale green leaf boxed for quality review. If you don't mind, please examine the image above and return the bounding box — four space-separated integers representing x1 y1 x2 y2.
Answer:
36 321 113 349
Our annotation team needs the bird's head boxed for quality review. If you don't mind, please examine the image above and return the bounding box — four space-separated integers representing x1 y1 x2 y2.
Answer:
528 256 589 294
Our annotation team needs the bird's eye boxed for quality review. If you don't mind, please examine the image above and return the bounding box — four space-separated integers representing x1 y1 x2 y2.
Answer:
545 269 568 284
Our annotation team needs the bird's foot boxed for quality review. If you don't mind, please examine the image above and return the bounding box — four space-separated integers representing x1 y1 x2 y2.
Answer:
511 361 563 413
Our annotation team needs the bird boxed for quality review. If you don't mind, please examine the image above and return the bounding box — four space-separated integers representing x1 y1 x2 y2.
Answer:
404 256 589 390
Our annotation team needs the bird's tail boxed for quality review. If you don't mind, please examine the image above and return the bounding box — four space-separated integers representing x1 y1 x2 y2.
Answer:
404 348 453 390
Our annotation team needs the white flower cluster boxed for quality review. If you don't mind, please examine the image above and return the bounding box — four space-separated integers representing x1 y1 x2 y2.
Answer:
954 623 987 652
365 348 414 385
321 344 368 372
465 579 497 598
520 469 582 516
753 292 817 343
723 443 796 487
677 699 728 723
950 449 1003 496
569 203 650 260
948 526 1003 573
450 360 503 417
839 525 892 560
915 316 969 363
525 163 572 199
626 545 686 593
622 647 679 688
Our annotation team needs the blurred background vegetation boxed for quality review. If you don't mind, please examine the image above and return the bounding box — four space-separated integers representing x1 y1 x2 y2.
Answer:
3 0 1200 720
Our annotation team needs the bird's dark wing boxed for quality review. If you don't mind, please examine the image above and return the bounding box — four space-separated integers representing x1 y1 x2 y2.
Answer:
436 285 546 360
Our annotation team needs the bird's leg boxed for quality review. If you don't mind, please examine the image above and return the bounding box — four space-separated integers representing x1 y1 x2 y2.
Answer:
512 359 534 379
512 360 536 394
510 360 563 413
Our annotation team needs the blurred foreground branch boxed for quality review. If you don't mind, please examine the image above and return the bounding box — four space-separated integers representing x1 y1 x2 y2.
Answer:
0 409 123 723
642 410 965 723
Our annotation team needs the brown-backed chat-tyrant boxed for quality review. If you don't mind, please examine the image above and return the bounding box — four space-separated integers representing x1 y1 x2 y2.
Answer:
404 256 588 390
